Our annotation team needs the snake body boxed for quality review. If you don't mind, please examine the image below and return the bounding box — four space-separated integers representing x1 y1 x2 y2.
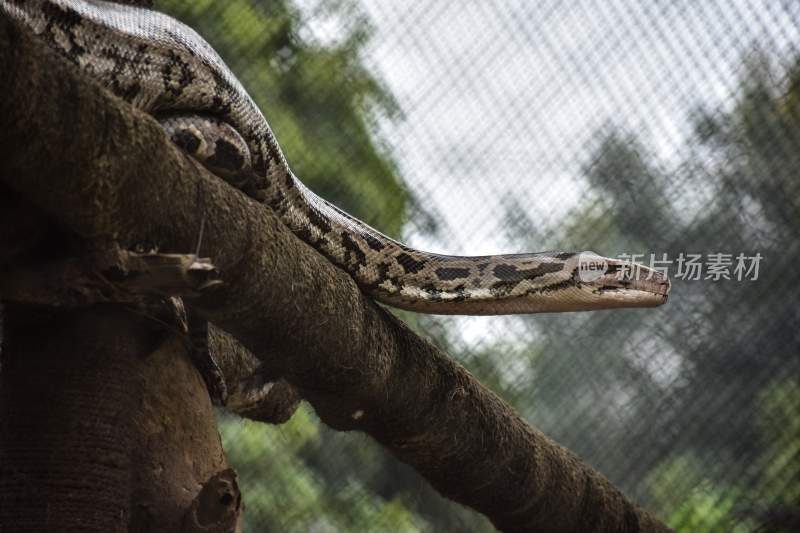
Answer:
2 0 670 315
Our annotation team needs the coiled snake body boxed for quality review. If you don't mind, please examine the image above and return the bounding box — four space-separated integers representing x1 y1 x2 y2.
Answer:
2 0 670 315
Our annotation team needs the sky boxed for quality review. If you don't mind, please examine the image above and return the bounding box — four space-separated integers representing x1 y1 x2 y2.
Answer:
347 0 799 254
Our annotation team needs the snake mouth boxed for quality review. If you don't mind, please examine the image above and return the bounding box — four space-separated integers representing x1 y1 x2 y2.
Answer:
596 259 670 301
576 254 671 305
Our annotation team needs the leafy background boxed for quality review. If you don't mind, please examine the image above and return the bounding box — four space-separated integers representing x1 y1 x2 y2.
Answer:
158 1 799 531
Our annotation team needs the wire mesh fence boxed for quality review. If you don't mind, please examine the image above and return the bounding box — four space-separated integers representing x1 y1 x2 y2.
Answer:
157 0 800 531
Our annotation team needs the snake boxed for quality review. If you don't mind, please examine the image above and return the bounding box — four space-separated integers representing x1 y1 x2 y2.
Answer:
2 0 670 316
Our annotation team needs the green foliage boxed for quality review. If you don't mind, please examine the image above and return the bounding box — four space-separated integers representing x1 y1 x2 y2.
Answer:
665 485 749 533
645 455 753 532
218 408 428 532
159 0 408 237
756 379 800 505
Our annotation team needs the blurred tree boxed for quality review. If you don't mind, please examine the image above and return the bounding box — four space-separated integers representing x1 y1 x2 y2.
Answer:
497 52 800 531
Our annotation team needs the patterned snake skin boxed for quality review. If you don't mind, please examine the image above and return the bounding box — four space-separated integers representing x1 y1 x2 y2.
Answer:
2 0 670 315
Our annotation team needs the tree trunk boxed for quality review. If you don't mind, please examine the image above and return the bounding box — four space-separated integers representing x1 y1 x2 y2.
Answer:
0 304 241 532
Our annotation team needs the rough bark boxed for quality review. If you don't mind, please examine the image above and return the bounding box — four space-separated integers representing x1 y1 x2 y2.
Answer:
0 15 670 533
0 305 238 532
0 193 299 422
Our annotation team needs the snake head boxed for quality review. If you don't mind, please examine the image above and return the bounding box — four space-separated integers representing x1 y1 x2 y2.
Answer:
574 252 671 308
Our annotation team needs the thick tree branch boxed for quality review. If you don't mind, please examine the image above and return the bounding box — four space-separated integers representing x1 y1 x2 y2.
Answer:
0 189 297 420
0 18 669 532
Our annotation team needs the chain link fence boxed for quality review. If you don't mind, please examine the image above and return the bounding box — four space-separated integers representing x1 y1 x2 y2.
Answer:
158 1 800 531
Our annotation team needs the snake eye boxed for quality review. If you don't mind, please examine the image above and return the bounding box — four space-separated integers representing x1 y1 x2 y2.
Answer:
171 128 202 154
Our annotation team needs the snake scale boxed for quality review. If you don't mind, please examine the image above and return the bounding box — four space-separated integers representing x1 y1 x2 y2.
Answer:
2 0 670 315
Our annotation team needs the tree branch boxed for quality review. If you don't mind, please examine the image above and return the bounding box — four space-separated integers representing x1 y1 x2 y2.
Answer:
0 185 297 420
0 18 669 532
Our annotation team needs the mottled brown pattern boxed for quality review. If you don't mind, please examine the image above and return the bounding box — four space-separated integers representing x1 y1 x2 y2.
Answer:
0 0 670 315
